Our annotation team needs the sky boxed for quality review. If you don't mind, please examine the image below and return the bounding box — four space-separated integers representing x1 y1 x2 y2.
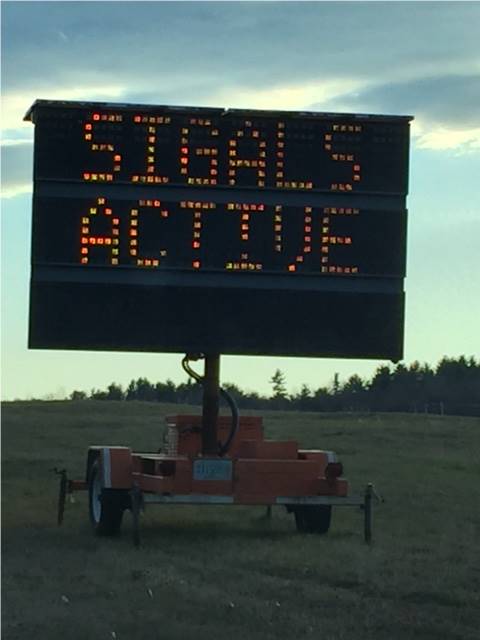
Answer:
1 1 479 400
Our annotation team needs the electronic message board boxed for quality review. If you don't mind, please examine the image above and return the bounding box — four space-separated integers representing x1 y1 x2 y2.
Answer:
26 100 412 360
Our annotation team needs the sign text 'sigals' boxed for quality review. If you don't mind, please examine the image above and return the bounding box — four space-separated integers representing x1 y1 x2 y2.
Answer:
81 111 363 193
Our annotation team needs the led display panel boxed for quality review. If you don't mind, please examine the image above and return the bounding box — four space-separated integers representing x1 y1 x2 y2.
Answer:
26 100 413 360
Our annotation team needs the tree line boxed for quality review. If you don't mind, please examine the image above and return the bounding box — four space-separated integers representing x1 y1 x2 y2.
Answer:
70 356 480 416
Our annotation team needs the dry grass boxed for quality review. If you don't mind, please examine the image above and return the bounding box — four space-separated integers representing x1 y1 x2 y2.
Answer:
2 401 480 639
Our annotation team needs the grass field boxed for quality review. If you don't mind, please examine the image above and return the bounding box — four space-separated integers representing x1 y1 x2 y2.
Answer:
2 401 480 639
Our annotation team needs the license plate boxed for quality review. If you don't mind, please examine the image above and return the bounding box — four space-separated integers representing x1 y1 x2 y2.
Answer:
193 459 232 481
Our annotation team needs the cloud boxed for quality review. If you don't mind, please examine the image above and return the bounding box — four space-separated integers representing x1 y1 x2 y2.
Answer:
213 78 366 111
1 183 32 199
0 138 32 148
3 2 478 92
1 143 33 198
307 74 480 152
414 126 480 153
1 84 127 132
309 74 480 128
1 0 479 197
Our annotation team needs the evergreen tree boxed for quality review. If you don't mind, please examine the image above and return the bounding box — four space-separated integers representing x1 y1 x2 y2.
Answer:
106 382 124 400
70 389 87 400
270 369 287 398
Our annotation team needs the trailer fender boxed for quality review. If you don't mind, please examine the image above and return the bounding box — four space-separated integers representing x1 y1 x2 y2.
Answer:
86 446 133 489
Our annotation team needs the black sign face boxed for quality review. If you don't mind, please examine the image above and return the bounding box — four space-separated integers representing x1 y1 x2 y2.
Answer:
32 105 410 194
26 100 412 360
32 195 406 277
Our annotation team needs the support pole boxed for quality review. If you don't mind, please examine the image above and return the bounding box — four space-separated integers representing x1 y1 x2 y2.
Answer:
202 354 220 455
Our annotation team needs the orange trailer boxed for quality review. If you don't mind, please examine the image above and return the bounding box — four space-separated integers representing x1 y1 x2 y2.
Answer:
57 355 381 546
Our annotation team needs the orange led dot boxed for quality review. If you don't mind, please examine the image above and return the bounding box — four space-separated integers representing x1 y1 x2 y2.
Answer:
193 260 201 269
288 265 296 272
83 173 90 180
93 114 100 121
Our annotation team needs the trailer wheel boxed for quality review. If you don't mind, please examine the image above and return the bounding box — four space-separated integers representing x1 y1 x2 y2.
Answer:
88 460 128 536
293 505 332 534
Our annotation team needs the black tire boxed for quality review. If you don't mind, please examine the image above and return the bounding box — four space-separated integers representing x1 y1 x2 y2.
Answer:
293 505 332 534
88 460 129 536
